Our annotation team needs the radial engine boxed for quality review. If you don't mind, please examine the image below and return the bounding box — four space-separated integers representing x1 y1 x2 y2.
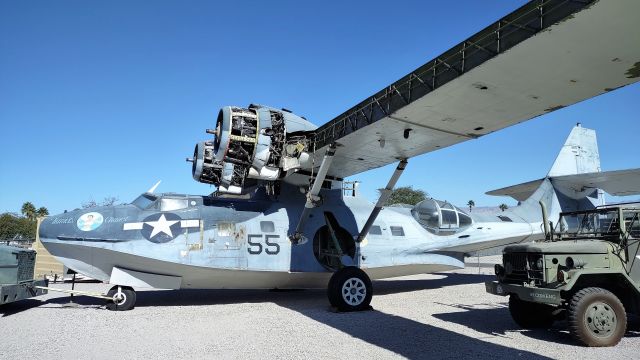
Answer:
188 104 317 194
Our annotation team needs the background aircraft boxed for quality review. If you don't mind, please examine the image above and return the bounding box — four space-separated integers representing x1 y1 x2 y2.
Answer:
38 0 640 310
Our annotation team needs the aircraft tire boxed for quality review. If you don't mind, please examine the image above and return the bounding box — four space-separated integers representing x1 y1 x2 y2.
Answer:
327 267 372 312
508 295 554 329
106 286 136 311
568 287 626 347
327 273 339 308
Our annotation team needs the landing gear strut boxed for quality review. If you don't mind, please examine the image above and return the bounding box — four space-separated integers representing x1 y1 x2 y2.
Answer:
327 267 372 312
106 285 137 311
290 143 337 243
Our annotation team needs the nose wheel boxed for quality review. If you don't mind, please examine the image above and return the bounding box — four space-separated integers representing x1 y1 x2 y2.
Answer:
106 285 136 311
327 267 373 312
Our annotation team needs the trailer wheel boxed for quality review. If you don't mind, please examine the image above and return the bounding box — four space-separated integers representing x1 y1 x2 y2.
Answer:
327 267 372 312
509 295 554 329
106 286 136 311
568 287 626 347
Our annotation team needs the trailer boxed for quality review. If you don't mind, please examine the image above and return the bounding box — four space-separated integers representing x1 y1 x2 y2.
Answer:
0 245 48 305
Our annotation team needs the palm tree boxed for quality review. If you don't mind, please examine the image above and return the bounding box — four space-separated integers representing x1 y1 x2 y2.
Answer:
21 202 36 221
36 207 49 218
499 203 509 212
467 200 475 212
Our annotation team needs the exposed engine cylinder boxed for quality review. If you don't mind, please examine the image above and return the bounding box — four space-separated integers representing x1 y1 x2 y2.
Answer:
189 104 315 194
191 141 222 185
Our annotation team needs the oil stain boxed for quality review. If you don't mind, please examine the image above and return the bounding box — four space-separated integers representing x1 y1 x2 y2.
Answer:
625 61 640 79
544 105 565 112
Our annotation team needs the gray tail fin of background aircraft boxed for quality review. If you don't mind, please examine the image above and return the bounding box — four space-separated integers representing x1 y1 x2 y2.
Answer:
547 124 601 177
486 124 640 222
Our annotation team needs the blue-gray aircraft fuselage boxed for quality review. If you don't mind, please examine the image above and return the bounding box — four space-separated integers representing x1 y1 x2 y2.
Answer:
39 124 637 311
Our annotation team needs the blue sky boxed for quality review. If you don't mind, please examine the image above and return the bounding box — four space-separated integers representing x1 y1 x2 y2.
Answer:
1 0 639 215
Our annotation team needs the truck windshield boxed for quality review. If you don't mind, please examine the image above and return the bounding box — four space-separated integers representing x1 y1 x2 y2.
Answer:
554 207 640 240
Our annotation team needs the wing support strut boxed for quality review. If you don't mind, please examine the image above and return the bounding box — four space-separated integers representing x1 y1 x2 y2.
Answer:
289 143 337 244
356 159 408 243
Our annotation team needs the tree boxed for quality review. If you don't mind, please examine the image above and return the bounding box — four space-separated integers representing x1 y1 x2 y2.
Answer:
0 213 36 239
101 196 119 207
82 196 120 209
467 200 475 212
378 186 427 206
36 207 49 217
499 203 509 212
21 202 36 221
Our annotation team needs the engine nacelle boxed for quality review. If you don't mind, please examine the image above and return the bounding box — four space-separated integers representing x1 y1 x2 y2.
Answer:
189 104 316 194
191 141 222 185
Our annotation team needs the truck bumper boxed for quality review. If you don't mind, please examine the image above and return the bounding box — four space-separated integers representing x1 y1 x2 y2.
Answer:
485 281 563 305
0 279 48 305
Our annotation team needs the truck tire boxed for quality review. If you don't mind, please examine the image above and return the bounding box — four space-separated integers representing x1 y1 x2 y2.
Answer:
509 295 554 329
568 287 626 347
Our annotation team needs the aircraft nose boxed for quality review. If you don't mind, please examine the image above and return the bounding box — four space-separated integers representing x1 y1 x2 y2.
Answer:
39 210 79 242
40 205 140 244
39 207 116 242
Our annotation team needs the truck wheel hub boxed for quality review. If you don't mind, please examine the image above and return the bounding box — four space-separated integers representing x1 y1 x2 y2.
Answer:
586 302 616 336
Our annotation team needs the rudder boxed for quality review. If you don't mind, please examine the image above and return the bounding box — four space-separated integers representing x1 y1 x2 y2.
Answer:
548 123 601 177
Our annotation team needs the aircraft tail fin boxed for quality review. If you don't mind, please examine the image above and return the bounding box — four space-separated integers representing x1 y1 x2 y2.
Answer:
486 124 603 202
486 124 612 221
547 123 601 177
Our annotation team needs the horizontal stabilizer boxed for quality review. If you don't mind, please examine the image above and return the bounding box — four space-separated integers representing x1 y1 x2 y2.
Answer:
485 179 544 202
552 168 640 199
488 169 640 201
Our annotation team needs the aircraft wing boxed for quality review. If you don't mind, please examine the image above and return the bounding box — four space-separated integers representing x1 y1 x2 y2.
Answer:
309 0 640 179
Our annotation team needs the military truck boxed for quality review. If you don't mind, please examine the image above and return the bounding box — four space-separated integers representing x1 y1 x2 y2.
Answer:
0 245 48 306
486 205 640 347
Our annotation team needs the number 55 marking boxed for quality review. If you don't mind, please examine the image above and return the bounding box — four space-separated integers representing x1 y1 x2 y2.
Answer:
247 234 280 255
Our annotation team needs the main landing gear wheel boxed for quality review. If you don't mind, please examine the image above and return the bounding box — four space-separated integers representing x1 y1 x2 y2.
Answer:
568 287 626 347
327 267 372 312
106 285 136 311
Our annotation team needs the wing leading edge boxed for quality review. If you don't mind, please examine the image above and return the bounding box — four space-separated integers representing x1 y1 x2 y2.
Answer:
308 0 640 179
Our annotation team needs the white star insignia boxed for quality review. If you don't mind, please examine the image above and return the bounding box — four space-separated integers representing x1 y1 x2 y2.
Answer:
145 214 179 239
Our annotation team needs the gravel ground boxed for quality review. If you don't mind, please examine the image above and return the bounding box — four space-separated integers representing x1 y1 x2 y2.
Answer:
1 258 638 360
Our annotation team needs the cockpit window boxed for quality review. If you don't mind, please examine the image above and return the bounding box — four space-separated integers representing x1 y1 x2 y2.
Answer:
458 212 472 227
411 199 473 235
131 194 158 209
441 210 457 228
440 202 455 211
413 199 440 229
160 198 189 212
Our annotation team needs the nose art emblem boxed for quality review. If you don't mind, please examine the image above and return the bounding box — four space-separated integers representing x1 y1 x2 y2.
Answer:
77 212 104 231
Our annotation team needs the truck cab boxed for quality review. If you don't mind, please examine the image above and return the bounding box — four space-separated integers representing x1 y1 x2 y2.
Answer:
486 206 640 347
